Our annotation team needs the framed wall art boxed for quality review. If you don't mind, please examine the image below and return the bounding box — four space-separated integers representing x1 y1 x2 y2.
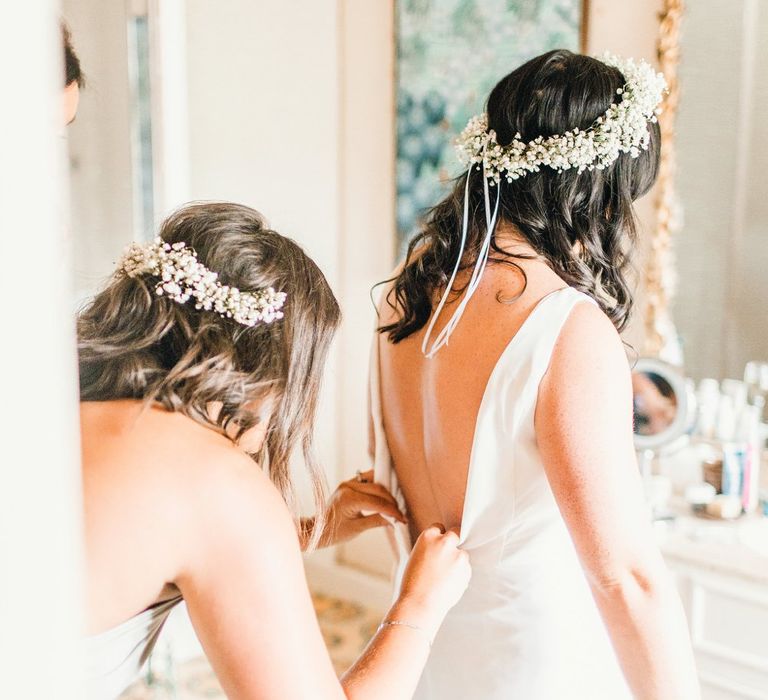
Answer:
395 0 588 246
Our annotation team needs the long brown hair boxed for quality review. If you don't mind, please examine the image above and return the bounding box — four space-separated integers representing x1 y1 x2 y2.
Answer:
381 50 661 342
78 202 340 547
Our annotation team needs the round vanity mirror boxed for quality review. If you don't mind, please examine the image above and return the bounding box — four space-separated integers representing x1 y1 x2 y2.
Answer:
632 358 696 518
632 358 695 452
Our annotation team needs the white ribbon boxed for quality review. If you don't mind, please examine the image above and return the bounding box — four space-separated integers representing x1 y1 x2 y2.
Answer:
421 162 501 358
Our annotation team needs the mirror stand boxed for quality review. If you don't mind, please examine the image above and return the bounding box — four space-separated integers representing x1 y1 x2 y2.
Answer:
632 358 697 520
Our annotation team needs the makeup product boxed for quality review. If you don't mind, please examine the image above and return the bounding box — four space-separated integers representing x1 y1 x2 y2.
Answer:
753 395 765 423
744 361 765 403
702 456 723 493
721 442 745 499
745 361 760 394
706 494 742 520
696 378 720 439
685 482 716 514
647 475 672 513
759 364 768 398
722 378 749 414
739 405 762 513
717 395 737 442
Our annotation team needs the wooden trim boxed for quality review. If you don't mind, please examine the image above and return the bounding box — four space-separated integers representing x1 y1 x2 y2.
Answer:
580 0 591 54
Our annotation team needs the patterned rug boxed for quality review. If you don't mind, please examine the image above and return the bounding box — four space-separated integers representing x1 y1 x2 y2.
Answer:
120 593 381 699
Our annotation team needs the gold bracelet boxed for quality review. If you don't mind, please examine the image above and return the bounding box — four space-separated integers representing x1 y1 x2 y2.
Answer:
377 619 433 648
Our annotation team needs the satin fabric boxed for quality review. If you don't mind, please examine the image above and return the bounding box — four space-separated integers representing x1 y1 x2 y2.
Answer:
372 287 632 699
84 593 182 699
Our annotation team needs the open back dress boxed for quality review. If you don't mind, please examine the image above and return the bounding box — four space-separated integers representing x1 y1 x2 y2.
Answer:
371 286 632 699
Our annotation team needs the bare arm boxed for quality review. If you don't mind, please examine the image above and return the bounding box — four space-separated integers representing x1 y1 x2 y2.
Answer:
535 303 700 700
176 455 468 700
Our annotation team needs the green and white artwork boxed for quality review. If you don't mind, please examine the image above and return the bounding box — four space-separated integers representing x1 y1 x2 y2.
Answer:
396 0 583 245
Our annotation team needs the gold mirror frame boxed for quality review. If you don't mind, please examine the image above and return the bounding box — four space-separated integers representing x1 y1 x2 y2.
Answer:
644 0 685 356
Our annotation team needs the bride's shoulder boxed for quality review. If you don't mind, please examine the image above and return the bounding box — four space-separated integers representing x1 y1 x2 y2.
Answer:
550 299 630 383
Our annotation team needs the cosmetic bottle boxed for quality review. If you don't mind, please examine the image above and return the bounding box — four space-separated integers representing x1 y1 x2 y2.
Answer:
752 394 765 423
722 379 749 414
696 378 720 439
717 394 737 443
739 405 762 513
744 361 762 403
721 442 745 499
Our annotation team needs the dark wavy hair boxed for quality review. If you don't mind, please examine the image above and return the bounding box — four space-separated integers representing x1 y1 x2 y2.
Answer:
62 21 84 88
78 202 340 546
380 49 661 342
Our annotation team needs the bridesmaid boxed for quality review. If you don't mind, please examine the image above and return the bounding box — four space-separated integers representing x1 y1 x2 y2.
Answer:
80 201 471 699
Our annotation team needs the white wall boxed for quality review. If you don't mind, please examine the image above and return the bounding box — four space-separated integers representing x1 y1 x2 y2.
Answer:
674 0 768 379
183 1 343 502
184 1 341 281
0 3 85 697
586 0 664 354
333 0 397 579
64 0 136 300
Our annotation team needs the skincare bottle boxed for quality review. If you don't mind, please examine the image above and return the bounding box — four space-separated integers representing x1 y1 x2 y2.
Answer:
696 378 720 439
721 442 745 499
745 361 762 403
752 394 765 423
717 394 737 442
722 378 749 414
739 404 762 513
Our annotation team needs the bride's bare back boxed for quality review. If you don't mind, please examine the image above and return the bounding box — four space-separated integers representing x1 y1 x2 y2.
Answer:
378 244 567 540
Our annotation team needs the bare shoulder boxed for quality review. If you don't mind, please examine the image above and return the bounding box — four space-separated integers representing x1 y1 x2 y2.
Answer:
82 402 295 571
536 299 634 444
535 299 638 493
155 416 295 545
548 299 631 385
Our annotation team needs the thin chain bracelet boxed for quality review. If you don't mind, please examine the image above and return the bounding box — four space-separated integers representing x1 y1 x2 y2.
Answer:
377 619 433 648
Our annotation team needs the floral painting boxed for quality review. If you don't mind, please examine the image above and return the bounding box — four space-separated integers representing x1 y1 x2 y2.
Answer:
396 0 584 246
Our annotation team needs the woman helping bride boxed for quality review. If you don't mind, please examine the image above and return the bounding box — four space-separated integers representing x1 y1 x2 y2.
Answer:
79 202 471 699
373 49 700 699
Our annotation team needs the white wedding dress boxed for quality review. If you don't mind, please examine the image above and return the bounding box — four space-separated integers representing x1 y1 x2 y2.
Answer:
371 287 632 699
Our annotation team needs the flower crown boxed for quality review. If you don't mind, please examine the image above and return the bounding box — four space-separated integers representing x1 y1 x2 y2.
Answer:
118 238 287 327
455 54 667 183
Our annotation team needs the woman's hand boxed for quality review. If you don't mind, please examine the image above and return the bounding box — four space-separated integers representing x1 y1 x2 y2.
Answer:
390 525 472 639
301 470 407 549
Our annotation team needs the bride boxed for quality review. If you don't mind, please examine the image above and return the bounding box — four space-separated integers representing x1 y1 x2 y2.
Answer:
373 50 700 698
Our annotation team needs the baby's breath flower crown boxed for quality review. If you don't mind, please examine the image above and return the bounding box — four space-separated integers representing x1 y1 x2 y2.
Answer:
118 238 287 327
455 54 667 183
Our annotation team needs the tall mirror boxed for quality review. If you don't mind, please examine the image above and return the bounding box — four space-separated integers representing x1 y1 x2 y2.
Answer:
59 1 768 698
639 7 768 698
670 0 768 380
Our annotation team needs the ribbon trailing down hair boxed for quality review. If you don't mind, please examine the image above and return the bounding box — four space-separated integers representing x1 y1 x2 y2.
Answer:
420 54 666 358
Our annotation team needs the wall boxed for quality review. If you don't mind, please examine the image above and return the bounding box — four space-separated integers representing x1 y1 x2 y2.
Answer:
586 0 664 354
183 1 343 507
64 0 135 300
0 3 85 697
674 0 768 380
332 0 397 580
